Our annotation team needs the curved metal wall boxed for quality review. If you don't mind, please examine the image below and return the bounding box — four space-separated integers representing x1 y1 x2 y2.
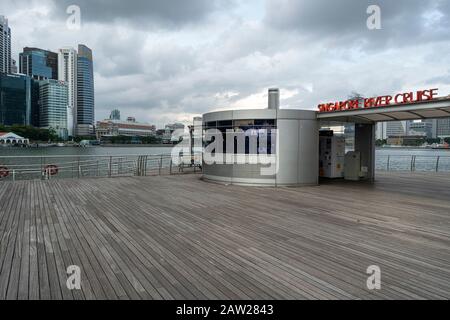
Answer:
202 109 319 187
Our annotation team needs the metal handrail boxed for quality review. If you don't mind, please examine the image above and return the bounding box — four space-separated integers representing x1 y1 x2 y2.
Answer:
0 153 178 159
0 153 203 182
377 154 450 172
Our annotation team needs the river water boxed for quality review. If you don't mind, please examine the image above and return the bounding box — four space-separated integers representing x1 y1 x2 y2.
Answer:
376 148 450 171
0 146 173 157
1 146 449 157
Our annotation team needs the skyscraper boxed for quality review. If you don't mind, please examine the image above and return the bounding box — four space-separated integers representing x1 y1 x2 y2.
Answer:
437 118 450 138
76 44 95 136
58 47 77 137
0 16 12 74
0 73 31 126
38 79 68 139
11 59 17 74
19 47 58 80
408 120 433 139
386 121 408 137
110 109 120 121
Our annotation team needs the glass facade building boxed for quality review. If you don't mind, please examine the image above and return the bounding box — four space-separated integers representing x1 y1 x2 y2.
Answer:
30 79 40 127
437 118 450 138
0 73 31 126
76 45 95 133
19 47 58 80
110 109 121 121
38 79 68 139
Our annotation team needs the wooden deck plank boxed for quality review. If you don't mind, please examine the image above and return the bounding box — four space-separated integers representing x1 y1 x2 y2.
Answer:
0 171 449 300
0 183 22 299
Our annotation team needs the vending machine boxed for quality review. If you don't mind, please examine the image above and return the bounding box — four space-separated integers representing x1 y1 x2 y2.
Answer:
319 131 345 178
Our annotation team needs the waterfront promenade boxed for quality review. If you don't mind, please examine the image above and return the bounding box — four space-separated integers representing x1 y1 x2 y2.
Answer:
0 172 449 299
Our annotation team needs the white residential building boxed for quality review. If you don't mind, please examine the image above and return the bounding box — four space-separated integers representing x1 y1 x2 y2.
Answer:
58 47 77 137
0 16 12 74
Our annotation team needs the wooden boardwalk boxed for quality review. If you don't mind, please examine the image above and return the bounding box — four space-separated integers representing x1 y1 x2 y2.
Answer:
0 172 449 300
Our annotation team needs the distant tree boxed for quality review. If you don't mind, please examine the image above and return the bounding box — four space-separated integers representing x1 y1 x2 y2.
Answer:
426 138 441 144
348 91 365 101
0 124 59 142
141 136 162 144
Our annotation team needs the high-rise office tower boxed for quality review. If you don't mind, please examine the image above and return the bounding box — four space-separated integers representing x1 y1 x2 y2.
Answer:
408 120 433 138
38 79 69 139
11 59 17 73
375 122 387 140
110 109 120 121
58 47 77 137
385 121 408 137
425 119 438 139
0 73 31 126
76 44 95 136
0 16 12 74
437 118 450 138
19 47 58 80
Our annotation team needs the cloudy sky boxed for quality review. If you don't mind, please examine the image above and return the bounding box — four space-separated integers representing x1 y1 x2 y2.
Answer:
3 0 450 128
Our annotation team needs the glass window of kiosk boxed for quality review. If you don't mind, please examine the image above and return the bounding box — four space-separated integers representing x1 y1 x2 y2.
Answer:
204 119 277 155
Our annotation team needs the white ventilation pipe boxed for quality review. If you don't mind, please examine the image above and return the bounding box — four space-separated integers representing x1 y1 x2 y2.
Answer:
268 88 280 110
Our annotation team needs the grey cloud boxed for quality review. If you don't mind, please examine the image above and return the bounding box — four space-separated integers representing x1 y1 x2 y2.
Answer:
265 0 450 48
50 0 233 28
5 0 449 128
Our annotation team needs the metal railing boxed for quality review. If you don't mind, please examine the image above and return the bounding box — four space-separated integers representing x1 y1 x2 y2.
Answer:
376 155 450 172
0 153 202 182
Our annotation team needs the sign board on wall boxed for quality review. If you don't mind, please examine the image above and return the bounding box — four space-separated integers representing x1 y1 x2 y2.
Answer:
318 89 439 113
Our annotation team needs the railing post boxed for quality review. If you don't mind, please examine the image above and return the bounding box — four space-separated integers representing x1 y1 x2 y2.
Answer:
387 155 390 171
109 156 112 178
144 156 148 176
12 170 15 182
436 156 440 172
77 157 81 178
170 158 172 175
410 155 415 172
135 157 139 176
159 155 163 175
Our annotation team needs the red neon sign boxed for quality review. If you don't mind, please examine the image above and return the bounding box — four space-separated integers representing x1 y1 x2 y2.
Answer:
318 88 439 113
